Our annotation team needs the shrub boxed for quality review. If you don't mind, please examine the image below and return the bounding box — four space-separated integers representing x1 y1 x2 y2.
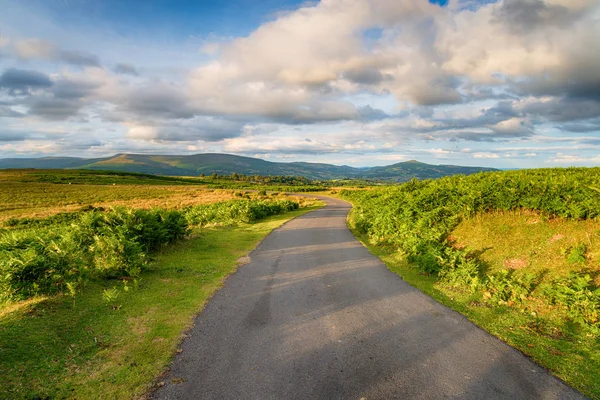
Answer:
544 273 600 328
0 230 85 300
0 198 300 301
184 199 299 226
566 244 587 264
341 167 600 329
483 270 538 306
0 208 190 300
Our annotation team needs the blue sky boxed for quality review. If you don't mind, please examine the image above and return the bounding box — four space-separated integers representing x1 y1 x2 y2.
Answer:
0 0 599 168
32 0 308 38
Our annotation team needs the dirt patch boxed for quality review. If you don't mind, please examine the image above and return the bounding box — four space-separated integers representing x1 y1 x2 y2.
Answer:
236 256 251 265
548 234 565 243
503 258 528 270
128 316 149 335
446 235 466 250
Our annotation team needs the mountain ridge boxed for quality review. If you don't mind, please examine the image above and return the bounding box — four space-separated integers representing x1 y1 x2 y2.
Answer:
0 153 498 181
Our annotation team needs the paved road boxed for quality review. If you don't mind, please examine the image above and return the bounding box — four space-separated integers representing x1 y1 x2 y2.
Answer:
153 197 585 400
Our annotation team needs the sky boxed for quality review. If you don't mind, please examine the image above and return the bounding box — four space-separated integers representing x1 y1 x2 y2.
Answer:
0 0 599 168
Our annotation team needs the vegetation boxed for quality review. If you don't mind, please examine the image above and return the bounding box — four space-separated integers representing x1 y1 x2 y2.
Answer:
341 167 600 398
0 169 323 222
0 207 320 399
0 199 304 302
0 168 322 398
2 169 203 185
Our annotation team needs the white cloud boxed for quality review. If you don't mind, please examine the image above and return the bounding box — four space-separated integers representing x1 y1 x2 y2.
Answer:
549 153 600 164
490 117 534 135
14 38 55 59
473 152 501 159
13 38 101 66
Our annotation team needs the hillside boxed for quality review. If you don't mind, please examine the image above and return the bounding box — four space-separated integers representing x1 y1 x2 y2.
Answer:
362 160 498 182
0 153 497 181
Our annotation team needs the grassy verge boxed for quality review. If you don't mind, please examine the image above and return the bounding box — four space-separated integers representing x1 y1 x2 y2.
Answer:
451 210 600 282
0 205 321 400
347 220 600 399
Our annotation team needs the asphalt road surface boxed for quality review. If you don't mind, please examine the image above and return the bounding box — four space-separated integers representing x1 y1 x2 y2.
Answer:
153 197 585 400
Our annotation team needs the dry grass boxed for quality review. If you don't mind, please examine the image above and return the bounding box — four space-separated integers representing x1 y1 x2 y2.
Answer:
0 182 239 222
0 180 318 223
94 155 144 165
452 210 600 281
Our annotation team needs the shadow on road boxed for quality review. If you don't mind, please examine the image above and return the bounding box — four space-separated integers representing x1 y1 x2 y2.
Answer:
153 197 584 400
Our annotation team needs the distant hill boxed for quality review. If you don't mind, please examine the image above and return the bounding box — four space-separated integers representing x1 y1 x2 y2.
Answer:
0 153 498 181
362 160 498 182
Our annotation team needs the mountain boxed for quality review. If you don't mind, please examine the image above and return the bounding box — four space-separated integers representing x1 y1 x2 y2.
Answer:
362 160 498 182
0 153 498 181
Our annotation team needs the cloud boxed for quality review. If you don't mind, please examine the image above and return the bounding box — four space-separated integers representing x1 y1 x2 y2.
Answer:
52 79 100 99
558 120 600 133
473 152 501 159
119 82 196 119
0 131 29 142
26 97 83 120
222 135 376 155
58 50 101 67
0 107 24 118
549 153 600 164
493 0 582 33
0 68 53 95
343 68 388 85
14 38 54 59
114 63 139 76
13 38 101 67
181 0 600 120
438 0 600 98
489 117 534 136
126 117 244 142
518 97 600 122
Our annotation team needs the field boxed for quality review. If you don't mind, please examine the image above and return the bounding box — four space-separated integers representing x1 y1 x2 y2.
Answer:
3 167 600 398
0 169 322 398
0 169 324 222
0 210 319 399
341 167 600 398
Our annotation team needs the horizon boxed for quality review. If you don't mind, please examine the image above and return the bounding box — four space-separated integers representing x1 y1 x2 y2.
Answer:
0 0 599 169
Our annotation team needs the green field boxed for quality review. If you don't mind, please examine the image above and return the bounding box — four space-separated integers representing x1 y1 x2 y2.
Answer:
341 167 600 398
0 169 323 398
0 207 320 399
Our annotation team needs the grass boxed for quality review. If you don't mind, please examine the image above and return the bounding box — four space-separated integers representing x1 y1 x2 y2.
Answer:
0 169 203 185
451 210 600 284
0 183 313 224
0 205 321 399
0 169 324 222
0 181 240 222
347 213 600 399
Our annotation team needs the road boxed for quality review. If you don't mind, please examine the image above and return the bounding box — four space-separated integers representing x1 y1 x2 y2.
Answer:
153 197 585 400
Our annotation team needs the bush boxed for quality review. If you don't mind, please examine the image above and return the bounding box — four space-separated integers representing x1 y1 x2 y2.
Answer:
544 273 600 328
484 270 538 306
341 167 600 329
0 198 299 301
0 208 190 301
184 199 299 226
0 230 85 300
